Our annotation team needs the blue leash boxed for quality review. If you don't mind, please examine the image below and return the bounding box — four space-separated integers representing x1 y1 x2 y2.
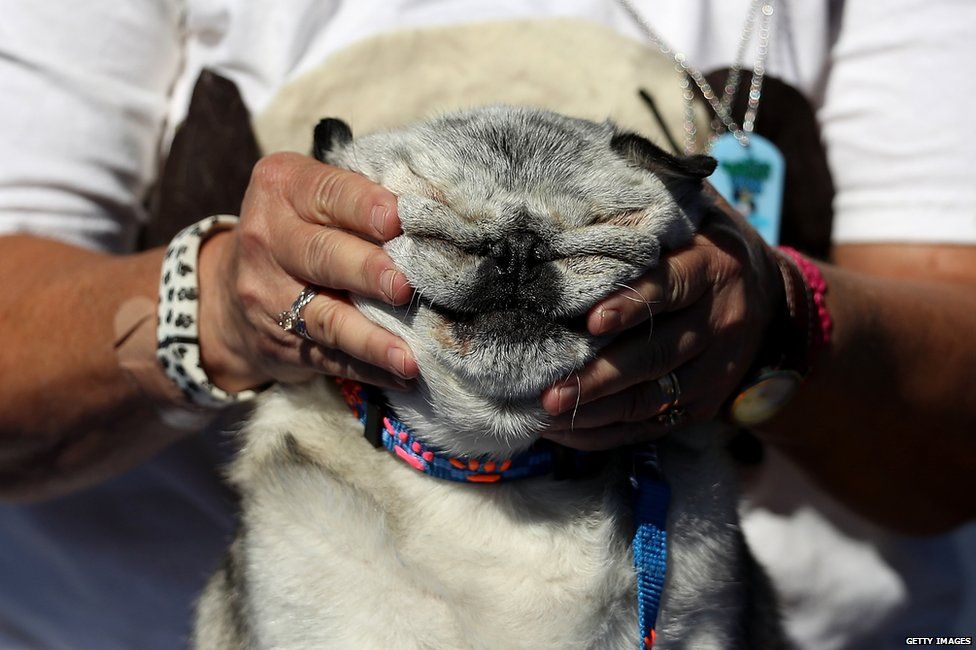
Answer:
632 453 670 648
339 380 671 648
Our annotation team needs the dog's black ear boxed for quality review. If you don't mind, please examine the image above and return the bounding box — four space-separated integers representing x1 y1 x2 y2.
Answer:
313 118 353 162
611 132 716 181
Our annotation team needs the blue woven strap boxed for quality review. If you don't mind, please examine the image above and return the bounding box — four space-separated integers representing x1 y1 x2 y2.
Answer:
633 475 670 648
379 415 555 482
338 379 555 483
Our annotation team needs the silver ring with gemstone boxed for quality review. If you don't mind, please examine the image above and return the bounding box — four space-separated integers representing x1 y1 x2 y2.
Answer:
655 406 687 428
656 371 682 409
277 286 317 342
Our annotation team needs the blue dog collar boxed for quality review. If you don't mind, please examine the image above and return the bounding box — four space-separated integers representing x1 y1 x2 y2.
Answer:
338 379 555 483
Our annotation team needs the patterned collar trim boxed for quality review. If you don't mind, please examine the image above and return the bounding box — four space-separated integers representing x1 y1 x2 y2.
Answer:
337 379 555 483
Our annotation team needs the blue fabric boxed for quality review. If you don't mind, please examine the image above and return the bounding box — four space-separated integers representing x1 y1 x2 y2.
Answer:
0 430 236 650
633 477 671 647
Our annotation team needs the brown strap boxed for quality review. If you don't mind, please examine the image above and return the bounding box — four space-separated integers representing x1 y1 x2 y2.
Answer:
771 249 814 377
141 70 261 250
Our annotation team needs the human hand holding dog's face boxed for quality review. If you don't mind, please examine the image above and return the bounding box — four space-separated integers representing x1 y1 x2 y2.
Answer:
540 196 782 450
195 152 419 393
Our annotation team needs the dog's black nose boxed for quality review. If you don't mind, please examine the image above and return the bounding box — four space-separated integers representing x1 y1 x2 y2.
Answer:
488 231 543 283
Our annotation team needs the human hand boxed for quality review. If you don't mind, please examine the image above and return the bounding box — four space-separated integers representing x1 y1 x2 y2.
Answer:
540 194 783 450
196 152 419 393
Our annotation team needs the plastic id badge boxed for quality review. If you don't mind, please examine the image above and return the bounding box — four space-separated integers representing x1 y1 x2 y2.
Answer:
708 132 785 246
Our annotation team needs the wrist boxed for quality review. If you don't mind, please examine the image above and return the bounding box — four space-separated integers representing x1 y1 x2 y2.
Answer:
760 244 788 356
777 247 833 359
753 247 830 377
113 250 215 430
728 247 832 427
157 215 266 408
196 230 271 392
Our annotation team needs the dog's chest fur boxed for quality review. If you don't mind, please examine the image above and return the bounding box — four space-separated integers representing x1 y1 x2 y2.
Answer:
199 382 638 649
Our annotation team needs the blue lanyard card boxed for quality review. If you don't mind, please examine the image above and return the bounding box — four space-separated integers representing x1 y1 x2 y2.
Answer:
708 132 785 246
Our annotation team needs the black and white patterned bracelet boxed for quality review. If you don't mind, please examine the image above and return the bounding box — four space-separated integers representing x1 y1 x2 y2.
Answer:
157 215 259 408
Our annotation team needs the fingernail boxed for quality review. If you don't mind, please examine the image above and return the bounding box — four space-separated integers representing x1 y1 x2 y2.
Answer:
380 269 410 304
593 308 621 335
371 204 395 239
542 382 579 415
387 347 416 379
556 383 579 413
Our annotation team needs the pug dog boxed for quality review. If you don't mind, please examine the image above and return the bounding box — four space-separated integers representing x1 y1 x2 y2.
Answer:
193 106 787 649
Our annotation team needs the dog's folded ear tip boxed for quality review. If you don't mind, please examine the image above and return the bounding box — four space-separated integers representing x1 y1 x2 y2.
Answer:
610 131 716 180
314 116 350 130
313 117 353 162
682 154 718 179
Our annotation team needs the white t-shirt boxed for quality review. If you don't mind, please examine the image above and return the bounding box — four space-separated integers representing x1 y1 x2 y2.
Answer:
0 1 973 648
3 0 975 252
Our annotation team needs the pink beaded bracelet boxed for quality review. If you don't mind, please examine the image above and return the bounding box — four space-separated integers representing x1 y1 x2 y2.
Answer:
777 246 833 359
727 246 832 426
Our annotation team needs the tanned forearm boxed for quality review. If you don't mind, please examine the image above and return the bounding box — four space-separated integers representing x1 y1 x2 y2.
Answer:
0 156 419 501
0 235 193 500
762 245 976 534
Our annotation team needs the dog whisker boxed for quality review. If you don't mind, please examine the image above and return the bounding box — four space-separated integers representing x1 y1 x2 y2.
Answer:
402 288 423 323
614 282 655 342
569 373 582 432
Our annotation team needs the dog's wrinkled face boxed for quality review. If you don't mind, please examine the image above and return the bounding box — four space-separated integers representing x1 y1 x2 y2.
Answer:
315 106 714 456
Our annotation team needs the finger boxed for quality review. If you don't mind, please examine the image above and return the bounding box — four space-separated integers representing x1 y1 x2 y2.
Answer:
287 156 401 241
587 244 712 335
546 357 703 430
541 309 708 415
274 219 412 305
546 380 671 430
547 381 665 431
253 309 414 390
541 420 670 452
265 338 411 391
301 292 419 379
662 344 748 422
296 345 413 391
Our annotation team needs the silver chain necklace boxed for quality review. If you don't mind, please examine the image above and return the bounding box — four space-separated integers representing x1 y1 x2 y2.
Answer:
616 0 776 153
